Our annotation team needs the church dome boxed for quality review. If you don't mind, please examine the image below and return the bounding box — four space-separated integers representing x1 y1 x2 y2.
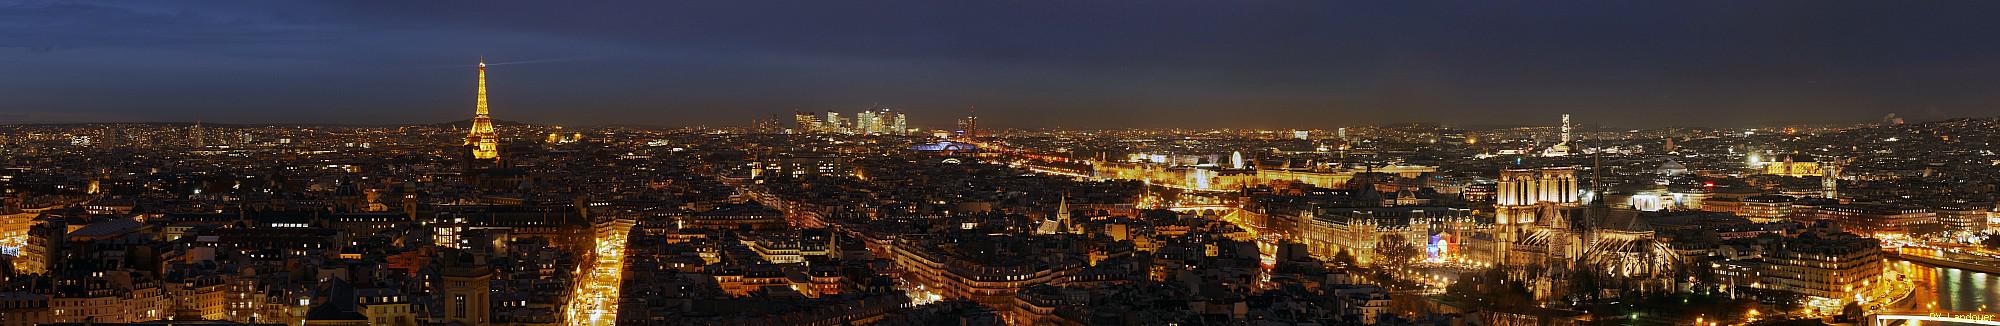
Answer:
1656 160 1688 175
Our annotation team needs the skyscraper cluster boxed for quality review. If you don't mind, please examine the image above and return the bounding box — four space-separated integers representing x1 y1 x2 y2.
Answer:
956 113 979 138
792 107 909 135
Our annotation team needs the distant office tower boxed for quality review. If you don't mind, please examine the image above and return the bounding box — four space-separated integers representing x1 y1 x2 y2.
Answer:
465 58 500 160
793 112 822 133
857 110 879 134
750 114 783 134
825 112 844 133
1336 127 1347 140
892 111 908 135
1543 114 1572 157
1821 158 1841 199
1560 114 1572 145
845 107 904 135
957 110 979 138
190 122 205 148
104 127 122 148
1293 130 1309 140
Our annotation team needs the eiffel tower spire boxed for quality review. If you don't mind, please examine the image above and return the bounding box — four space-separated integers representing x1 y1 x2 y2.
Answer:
467 57 500 160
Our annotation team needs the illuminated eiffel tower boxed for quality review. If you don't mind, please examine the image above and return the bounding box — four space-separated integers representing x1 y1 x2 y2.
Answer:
466 58 500 160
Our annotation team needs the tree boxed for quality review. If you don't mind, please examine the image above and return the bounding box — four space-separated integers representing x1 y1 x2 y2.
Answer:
1568 269 1602 303
1332 249 1358 267
1375 234 1420 265
1839 301 1865 322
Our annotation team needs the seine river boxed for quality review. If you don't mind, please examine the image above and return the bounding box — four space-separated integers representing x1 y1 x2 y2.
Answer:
1898 259 2000 313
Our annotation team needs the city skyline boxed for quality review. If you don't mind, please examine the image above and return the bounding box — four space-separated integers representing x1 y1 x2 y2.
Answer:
5 1 2000 128
6 3 2000 325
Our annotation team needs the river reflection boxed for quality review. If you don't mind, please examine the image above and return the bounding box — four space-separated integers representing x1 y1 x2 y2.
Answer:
1899 259 2000 313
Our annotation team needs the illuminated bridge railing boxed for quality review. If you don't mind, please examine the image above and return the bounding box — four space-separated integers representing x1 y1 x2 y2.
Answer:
1874 311 2000 326
1165 205 1233 211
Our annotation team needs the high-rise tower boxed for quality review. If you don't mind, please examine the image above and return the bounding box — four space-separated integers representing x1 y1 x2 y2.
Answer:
891 111 907 135
1821 158 1841 199
857 110 880 134
1543 114 1573 157
466 58 500 160
956 108 979 138
190 121 205 148
825 111 844 134
1559 114 1572 145
793 111 822 134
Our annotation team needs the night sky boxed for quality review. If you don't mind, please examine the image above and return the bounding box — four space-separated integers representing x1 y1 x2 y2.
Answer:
4 1 1999 129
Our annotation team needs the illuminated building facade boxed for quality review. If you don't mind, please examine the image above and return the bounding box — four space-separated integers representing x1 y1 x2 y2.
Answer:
1936 205 1990 232
1626 193 1665 212
1296 207 1477 265
1255 169 1358 189
356 289 417 326
1814 204 1936 235
673 203 786 231
752 154 850 178
0 292 52 326
1760 231 1882 309
440 253 491 325
1489 167 1586 301
1738 195 1797 223
1760 159 1821 177
1495 167 1581 207
745 232 837 264
465 59 499 161
20 217 63 274
1084 159 1434 192
792 111 822 133
1494 167 1580 224
890 237 1079 314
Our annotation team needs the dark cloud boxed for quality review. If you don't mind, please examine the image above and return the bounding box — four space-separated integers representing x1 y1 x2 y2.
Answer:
2 0 1999 128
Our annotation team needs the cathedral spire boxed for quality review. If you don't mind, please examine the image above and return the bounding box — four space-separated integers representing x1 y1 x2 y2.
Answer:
1037 193 1080 235
1056 195 1070 225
